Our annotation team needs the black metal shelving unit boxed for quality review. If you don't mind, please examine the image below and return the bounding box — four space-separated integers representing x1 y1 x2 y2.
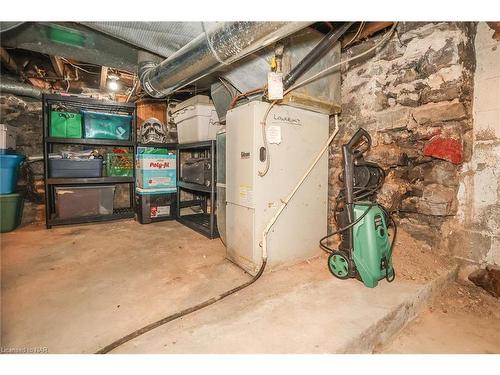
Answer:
136 142 178 223
43 94 136 228
176 140 218 239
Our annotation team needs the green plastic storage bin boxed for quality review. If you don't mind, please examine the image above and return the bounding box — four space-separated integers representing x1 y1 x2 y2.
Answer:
47 24 86 47
50 111 83 138
82 110 132 140
0 193 24 233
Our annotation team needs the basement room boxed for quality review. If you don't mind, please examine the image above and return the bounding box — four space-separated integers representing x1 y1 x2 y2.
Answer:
0 1 499 372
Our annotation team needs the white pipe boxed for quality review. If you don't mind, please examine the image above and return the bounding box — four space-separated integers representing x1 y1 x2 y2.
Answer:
260 114 340 263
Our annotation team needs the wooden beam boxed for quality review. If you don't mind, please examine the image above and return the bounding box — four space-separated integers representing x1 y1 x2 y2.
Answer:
487 22 500 41
0 48 19 74
49 56 65 77
99 66 108 90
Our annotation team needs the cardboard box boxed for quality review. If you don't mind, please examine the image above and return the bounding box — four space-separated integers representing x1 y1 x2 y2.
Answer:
136 148 176 190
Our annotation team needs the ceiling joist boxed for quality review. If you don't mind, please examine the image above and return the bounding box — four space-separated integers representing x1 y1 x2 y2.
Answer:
99 66 109 90
49 56 65 78
1 47 19 74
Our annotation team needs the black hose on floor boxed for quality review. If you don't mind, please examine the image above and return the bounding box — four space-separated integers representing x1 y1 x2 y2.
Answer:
95 259 267 354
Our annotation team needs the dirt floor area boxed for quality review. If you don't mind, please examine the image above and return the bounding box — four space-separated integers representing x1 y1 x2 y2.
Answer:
391 226 454 283
378 280 500 353
1 219 465 353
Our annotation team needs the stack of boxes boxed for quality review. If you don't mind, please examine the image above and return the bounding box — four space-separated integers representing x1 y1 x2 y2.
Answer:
135 147 177 224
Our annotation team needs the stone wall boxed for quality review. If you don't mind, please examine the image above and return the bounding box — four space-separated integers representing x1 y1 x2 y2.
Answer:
329 22 477 251
444 22 500 266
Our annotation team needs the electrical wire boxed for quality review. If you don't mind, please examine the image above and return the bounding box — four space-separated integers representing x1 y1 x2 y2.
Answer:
257 22 397 178
126 75 138 103
258 100 277 177
60 57 101 75
285 22 397 94
344 22 365 48
229 85 266 109
379 204 397 282
218 76 239 96
19 160 43 204
320 203 376 254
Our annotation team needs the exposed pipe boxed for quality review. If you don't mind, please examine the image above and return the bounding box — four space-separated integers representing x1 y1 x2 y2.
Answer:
139 22 311 98
0 78 47 99
261 114 340 263
282 22 354 90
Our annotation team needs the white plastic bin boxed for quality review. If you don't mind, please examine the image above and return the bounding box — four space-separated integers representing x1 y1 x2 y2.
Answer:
0 124 17 150
172 101 220 144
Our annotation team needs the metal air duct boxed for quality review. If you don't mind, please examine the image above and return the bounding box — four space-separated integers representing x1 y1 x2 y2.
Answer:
139 22 311 98
0 78 47 99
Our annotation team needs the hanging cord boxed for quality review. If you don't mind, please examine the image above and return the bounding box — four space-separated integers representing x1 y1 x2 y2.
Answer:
320 203 398 283
258 100 278 177
257 23 397 178
320 204 376 254
19 160 43 204
344 22 366 48
286 22 397 93
380 204 397 282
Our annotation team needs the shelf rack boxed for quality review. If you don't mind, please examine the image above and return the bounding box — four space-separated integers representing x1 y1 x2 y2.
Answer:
176 140 219 239
43 94 136 228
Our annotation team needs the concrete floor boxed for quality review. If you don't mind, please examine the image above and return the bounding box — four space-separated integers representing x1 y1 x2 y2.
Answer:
381 309 500 354
1 219 451 354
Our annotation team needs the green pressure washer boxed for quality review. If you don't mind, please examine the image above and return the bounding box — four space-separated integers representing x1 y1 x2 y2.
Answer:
320 128 396 288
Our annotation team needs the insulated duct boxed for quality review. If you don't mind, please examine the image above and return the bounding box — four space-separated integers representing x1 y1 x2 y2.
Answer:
0 78 47 99
139 22 311 97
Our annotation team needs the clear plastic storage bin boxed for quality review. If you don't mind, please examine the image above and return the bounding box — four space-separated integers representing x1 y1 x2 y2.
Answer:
55 185 115 219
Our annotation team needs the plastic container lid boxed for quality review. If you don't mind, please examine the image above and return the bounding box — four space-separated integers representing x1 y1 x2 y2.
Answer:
172 95 211 114
0 192 21 200
171 103 218 124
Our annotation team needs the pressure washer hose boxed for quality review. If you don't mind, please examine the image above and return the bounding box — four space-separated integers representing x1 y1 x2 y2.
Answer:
95 114 340 354
95 259 267 353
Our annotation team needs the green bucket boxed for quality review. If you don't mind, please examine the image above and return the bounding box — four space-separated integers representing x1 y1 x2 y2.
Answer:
0 193 24 233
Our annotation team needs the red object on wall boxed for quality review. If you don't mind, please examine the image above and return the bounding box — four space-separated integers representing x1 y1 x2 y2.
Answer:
423 136 463 164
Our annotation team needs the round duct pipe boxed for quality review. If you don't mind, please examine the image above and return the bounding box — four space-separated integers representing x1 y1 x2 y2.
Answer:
139 21 311 98
0 79 47 99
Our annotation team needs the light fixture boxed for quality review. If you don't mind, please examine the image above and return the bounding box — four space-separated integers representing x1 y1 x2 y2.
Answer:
108 77 119 92
108 73 120 80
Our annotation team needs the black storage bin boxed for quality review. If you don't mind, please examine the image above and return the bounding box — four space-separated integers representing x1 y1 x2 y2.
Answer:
136 191 177 224
49 159 103 178
180 157 212 187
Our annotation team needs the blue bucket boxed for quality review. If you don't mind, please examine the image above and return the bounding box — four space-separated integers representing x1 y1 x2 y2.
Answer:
0 154 25 194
